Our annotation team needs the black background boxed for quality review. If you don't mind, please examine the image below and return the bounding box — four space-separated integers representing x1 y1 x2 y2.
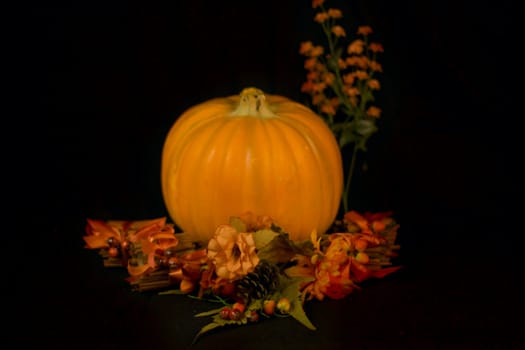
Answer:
8 0 524 349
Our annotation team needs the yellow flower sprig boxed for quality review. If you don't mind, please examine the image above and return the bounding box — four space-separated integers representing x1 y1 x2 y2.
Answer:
300 0 385 213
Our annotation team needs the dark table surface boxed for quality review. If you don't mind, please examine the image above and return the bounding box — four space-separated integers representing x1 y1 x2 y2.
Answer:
9 205 524 350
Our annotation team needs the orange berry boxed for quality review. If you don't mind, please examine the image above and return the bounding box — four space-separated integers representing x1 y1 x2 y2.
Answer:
372 220 386 233
180 279 195 294
232 302 246 313
346 222 361 233
355 252 370 264
263 300 276 315
354 239 368 252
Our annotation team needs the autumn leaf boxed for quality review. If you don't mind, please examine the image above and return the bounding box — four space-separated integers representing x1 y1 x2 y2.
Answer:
273 274 316 330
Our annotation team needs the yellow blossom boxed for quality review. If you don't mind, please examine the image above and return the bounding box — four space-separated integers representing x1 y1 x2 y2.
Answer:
357 26 373 36
368 60 383 72
345 87 360 96
314 12 329 23
304 57 317 70
345 56 360 66
321 103 337 115
315 61 327 72
331 25 346 37
366 106 382 118
299 41 314 55
312 0 324 8
301 80 315 93
307 71 319 81
367 79 381 90
312 94 325 106
347 39 365 54
327 8 343 19
368 42 384 53
322 72 336 85
313 82 327 93
354 70 369 80
303 235 357 300
310 45 324 57
355 56 369 69
325 235 352 265
329 96 341 108
336 58 346 69
342 73 355 85
310 229 321 251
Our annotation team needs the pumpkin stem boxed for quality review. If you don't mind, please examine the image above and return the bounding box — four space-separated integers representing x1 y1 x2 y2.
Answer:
230 87 278 118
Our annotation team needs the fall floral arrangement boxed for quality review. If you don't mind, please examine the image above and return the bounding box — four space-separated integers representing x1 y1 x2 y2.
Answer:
83 210 400 344
83 0 399 345
300 0 385 213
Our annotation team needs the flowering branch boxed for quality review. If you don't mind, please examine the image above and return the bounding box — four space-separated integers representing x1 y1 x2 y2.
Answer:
300 0 384 213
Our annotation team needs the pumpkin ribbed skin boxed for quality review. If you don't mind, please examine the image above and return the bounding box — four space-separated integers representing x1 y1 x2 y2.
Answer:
161 88 343 242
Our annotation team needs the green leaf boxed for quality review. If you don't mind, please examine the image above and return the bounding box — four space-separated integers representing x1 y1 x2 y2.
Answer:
257 234 300 264
194 307 224 317
327 47 342 70
252 228 279 250
289 299 317 330
192 322 223 345
158 289 185 295
276 275 316 330
229 216 247 232
192 308 249 345
339 127 357 148
355 119 377 137
331 122 346 132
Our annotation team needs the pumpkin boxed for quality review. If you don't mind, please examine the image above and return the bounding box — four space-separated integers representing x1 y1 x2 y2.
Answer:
161 87 343 242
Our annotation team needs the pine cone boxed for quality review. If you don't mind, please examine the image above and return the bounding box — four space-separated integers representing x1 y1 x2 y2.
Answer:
234 260 280 304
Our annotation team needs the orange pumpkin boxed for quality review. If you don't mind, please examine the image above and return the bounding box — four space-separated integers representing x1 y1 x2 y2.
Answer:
161 87 343 242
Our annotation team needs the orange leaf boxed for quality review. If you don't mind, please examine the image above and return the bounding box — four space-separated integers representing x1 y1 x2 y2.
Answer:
344 211 370 232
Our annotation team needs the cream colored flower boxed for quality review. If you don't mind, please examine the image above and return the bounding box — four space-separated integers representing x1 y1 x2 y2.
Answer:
207 224 260 281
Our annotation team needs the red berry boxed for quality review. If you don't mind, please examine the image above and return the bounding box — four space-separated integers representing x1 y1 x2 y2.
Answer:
230 308 242 321
219 307 231 320
108 247 119 257
248 311 259 322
